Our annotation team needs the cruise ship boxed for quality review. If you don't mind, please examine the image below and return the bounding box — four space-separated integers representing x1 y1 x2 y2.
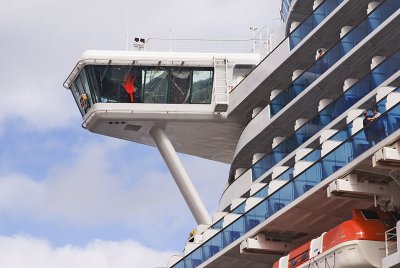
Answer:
64 0 400 267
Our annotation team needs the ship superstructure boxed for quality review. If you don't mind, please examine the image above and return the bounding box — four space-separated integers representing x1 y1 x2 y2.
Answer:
64 0 400 267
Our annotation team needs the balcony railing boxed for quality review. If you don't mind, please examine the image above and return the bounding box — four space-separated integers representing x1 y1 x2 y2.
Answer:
385 224 398 256
271 0 399 118
290 0 344 49
252 49 400 181
172 88 400 268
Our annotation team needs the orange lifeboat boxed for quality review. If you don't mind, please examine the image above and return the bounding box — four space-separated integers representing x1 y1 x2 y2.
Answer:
273 209 395 268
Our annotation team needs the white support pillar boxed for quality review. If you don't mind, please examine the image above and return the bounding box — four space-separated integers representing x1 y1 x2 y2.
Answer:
149 126 212 225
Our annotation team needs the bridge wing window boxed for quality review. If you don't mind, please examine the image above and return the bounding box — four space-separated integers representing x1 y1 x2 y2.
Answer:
71 69 93 115
191 70 213 104
88 65 143 104
169 69 191 104
75 65 213 112
143 69 169 103
100 66 123 103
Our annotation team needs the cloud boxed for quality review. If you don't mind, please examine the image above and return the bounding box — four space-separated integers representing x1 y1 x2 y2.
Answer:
0 235 175 268
0 138 228 249
0 173 43 214
0 137 228 225
0 140 176 225
0 80 78 131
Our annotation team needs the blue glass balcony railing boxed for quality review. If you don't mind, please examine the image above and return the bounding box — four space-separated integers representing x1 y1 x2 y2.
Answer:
252 49 400 181
173 90 400 267
270 0 399 118
252 88 399 201
280 0 292 21
290 0 344 49
255 88 400 201
252 85 400 202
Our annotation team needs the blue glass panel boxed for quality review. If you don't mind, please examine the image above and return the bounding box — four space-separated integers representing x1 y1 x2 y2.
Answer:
211 219 223 229
251 49 400 182
274 182 294 212
231 202 245 214
273 0 400 119
254 186 268 198
320 105 333 125
303 148 321 162
290 0 344 49
280 0 292 21
202 234 223 259
245 200 269 226
330 128 351 142
222 218 245 246
184 247 202 268
174 96 400 266
252 154 275 180
277 167 294 181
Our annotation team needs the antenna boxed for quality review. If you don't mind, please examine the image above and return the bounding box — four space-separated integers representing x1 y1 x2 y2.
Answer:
169 29 173 52
250 26 258 52
125 0 128 50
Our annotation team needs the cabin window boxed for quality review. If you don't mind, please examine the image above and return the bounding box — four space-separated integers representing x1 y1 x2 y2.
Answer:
191 70 213 103
300 251 308 261
76 65 214 113
143 69 169 103
169 68 191 104
361 210 380 220
71 69 93 115
289 250 309 268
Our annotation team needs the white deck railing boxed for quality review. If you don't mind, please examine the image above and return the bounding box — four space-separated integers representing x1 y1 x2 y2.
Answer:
385 223 398 256
142 38 254 53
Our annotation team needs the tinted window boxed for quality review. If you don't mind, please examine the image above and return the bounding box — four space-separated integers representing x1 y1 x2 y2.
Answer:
169 69 191 104
361 210 380 220
191 70 213 103
144 69 169 103
78 65 213 109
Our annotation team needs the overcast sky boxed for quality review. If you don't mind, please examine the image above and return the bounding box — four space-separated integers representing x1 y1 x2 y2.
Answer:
0 0 279 267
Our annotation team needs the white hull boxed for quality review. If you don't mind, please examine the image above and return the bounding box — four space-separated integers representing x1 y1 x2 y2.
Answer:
298 240 385 268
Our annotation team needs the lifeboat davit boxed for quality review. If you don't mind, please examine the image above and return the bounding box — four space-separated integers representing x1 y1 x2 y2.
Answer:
273 209 395 268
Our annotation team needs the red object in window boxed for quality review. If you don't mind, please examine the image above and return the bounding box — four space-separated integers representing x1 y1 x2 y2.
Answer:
122 76 136 103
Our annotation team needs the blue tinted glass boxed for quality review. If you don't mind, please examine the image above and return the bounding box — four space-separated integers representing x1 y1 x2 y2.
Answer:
273 0 399 119
231 202 246 214
290 0 344 49
173 90 400 267
251 50 400 182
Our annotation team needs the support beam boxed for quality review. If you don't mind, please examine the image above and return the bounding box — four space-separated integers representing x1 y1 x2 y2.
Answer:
149 126 212 225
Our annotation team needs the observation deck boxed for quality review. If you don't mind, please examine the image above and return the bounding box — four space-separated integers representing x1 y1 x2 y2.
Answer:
64 50 260 163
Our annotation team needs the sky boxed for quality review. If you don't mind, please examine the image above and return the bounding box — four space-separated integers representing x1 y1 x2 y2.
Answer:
0 0 279 267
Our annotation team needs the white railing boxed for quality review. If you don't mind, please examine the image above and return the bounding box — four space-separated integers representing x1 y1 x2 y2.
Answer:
143 38 253 53
385 224 398 256
132 36 272 54
129 21 281 54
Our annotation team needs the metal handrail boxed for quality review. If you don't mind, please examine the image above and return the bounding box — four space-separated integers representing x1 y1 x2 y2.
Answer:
385 225 398 256
143 38 255 53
